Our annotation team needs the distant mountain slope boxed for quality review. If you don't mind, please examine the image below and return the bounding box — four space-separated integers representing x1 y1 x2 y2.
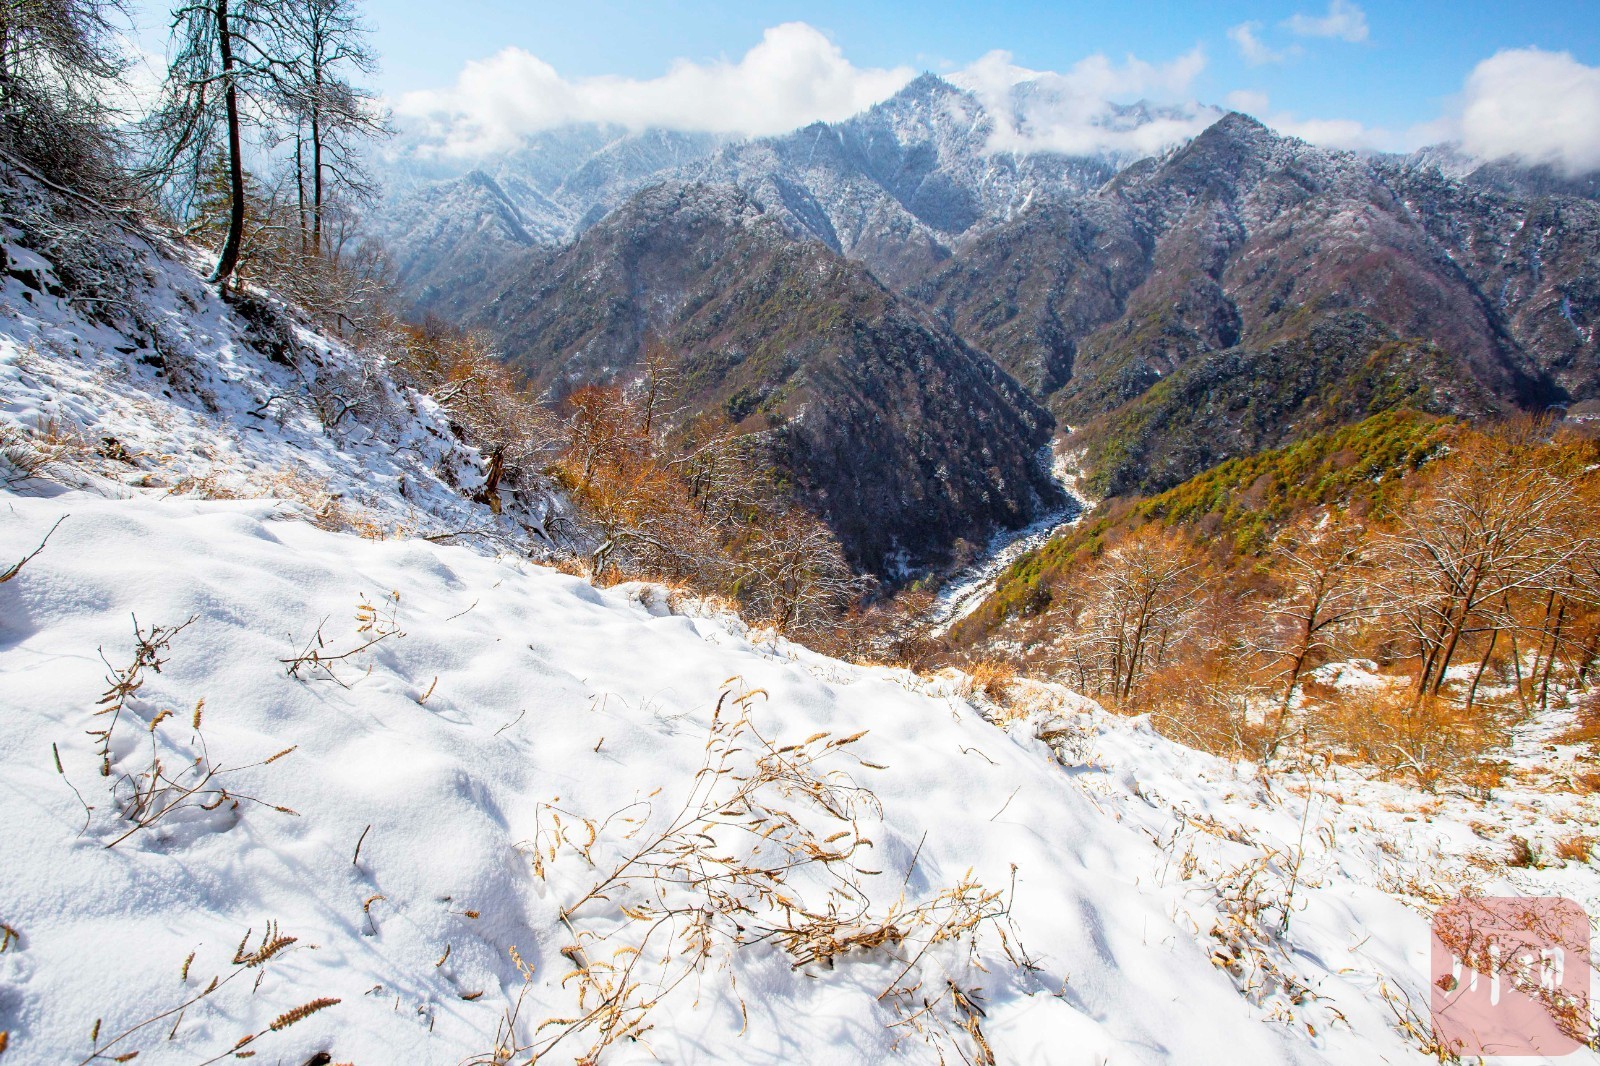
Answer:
472 183 1061 573
678 74 1187 289
372 125 729 312
914 114 1594 493
951 408 1459 647
375 91 1600 520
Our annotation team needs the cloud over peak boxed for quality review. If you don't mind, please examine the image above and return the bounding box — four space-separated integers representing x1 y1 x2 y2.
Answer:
396 23 914 155
1455 48 1600 175
953 48 1218 158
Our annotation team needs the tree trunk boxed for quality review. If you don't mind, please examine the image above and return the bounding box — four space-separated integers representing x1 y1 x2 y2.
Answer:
0 20 13 124
208 0 246 291
311 64 324 255
1466 627 1498 714
1431 568 1485 696
294 129 308 254
1267 637 1312 761
1579 629 1600 686
1504 598 1530 714
1530 589 1558 689
1539 599 1566 711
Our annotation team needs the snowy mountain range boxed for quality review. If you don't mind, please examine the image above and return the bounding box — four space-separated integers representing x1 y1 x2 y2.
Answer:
373 74 1217 307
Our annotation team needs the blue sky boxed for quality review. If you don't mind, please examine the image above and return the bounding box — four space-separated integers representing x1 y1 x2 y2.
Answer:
125 1 1600 170
359 0 1598 136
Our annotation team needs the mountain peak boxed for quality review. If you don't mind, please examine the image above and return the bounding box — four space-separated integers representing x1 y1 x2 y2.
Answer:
892 71 961 101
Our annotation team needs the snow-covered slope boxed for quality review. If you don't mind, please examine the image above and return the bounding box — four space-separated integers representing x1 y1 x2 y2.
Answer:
0 183 557 548
7 489 1599 1064
0 493 1524 1063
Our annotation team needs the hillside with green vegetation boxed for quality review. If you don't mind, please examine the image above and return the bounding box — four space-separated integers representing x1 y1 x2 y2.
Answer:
953 408 1459 638
1068 315 1500 499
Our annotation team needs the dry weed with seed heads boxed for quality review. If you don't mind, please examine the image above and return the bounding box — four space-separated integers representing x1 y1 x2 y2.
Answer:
84 616 298 848
76 921 336 1065
89 616 195 779
281 591 405 685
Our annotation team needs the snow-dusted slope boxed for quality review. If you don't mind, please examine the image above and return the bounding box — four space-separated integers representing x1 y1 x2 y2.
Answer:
0 493 1499 1063
0 188 557 548
375 76 1215 302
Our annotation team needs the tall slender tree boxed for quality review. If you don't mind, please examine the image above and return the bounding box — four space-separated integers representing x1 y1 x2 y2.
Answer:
270 0 383 259
1259 515 1374 758
145 0 290 289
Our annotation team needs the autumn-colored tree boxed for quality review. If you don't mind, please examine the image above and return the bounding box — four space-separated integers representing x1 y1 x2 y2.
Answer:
1258 514 1376 757
1051 526 1205 705
1378 422 1591 703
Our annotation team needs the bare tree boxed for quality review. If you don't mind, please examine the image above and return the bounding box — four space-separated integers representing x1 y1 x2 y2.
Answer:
736 509 859 636
145 0 297 289
269 0 384 258
1259 514 1374 757
0 0 127 185
1378 426 1588 703
1058 527 1203 704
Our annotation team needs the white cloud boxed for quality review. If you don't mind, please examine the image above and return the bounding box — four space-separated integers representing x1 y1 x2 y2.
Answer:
1273 115 1383 151
1228 22 1298 66
1225 89 1271 115
1454 48 1600 175
395 23 914 156
1283 0 1369 43
953 48 1219 158
1225 89 1398 152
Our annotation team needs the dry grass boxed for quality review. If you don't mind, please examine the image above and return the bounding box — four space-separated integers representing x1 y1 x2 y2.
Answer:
0 415 91 485
166 462 407 540
1376 978 1464 1063
476 682 1030 1066
1310 687 1512 793
76 922 335 1066
1554 832 1594 864
1558 692 1600 750
967 660 1017 704
1505 835 1538 868
1153 816 1322 1023
0 515 65 584
280 591 405 686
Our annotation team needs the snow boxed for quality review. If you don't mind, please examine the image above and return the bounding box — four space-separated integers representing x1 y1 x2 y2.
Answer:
928 448 1089 635
0 493 1453 1064
0 212 557 549
4 487 1595 1064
